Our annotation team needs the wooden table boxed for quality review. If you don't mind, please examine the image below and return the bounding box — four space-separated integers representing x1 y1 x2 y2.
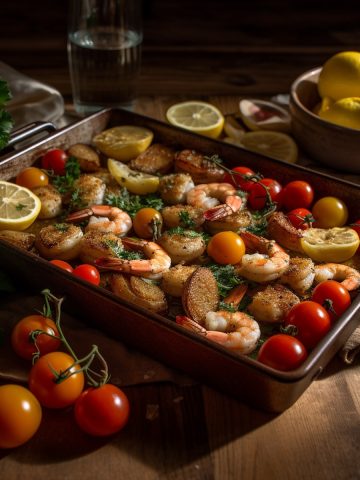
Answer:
1 2 360 479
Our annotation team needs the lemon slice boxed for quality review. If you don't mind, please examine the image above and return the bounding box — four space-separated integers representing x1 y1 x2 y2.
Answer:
239 131 298 163
108 158 159 195
239 99 291 133
93 126 154 162
0 180 41 231
223 114 246 140
301 227 359 263
166 101 224 138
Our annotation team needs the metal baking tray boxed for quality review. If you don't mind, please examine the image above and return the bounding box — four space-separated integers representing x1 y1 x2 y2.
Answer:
1 108 360 412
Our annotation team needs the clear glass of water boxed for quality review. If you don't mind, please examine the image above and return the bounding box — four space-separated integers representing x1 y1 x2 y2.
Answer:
67 0 142 115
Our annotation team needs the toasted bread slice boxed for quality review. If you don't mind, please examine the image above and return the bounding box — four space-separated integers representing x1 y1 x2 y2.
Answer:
182 267 219 325
161 265 198 297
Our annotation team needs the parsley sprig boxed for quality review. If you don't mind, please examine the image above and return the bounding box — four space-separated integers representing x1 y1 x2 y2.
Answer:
105 188 164 217
52 157 81 194
0 79 13 150
208 263 245 298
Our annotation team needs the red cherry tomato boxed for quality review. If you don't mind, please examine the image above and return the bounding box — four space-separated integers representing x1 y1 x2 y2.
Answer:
311 280 351 322
16 167 49 189
284 301 331 350
248 178 282 210
282 180 314 211
11 314 61 361
41 149 68 175
29 351 84 408
287 208 314 230
73 264 101 285
50 259 74 273
223 166 255 192
257 334 308 371
74 384 130 437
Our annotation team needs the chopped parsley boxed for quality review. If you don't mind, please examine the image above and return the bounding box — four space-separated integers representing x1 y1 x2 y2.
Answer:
178 210 196 229
0 79 13 150
52 156 81 194
105 188 163 217
208 263 245 298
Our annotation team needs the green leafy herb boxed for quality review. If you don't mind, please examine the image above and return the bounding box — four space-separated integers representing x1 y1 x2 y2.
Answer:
218 301 237 312
103 239 143 260
208 263 244 298
105 189 164 217
178 210 196 229
0 79 13 150
53 223 70 232
15 203 26 211
52 156 81 194
167 226 203 238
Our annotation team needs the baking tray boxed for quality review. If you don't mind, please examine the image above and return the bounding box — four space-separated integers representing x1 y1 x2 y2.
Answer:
1 108 360 412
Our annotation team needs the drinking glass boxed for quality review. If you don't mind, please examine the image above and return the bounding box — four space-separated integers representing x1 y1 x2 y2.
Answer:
67 0 142 115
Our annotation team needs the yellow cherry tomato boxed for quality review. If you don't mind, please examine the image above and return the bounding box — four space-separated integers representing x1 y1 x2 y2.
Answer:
207 231 245 265
0 384 42 448
16 167 49 189
133 208 163 239
312 196 348 228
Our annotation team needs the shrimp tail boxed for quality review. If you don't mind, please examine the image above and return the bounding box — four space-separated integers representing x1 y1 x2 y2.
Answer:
204 195 242 221
175 315 207 335
66 208 94 223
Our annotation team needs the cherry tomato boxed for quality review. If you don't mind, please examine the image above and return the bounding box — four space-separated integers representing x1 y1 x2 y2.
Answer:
284 301 331 350
312 196 349 228
248 178 282 210
0 384 42 449
11 314 61 361
281 180 314 211
287 208 314 230
50 259 74 273
41 148 68 175
29 351 84 408
74 384 130 437
73 264 101 285
16 167 49 189
207 231 246 264
223 166 256 192
257 334 308 371
311 280 351 322
133 208 163 239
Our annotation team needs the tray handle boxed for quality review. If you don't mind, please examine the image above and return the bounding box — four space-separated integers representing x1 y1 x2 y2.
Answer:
7 121 57 148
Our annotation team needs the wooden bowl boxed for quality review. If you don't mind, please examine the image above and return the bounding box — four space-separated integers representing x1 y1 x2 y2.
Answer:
289 67 360 173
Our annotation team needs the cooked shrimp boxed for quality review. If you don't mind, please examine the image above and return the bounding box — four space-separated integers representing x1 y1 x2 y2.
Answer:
236 231 290 283
158 230 206 264
279 256 315 295
161 204 204 229
129 144 175 174
66 205 132 236
314 263 360 291
95 237 171 279
158 173 195 205
187 183 242 220
248 284 300 323
176 310 260 355
174 149 225 184
161 265 198 297
0 230 35 251
72 174 106 207
267 211 304 253
32 184 62 219
79 230 124 264
35 223 83 260
204 209 252 235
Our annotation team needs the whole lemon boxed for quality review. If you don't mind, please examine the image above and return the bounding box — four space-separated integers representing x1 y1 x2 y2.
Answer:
318 97 360 130
318 51 360 100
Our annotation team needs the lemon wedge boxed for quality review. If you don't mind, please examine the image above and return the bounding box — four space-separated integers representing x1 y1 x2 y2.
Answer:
301 227 359 263
108 158 159 195
0 180 41 231
93 126 154 162
239 131 298 163
166 101 224 138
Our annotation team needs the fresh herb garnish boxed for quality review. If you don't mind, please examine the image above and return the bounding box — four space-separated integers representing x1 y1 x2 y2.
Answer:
52 156 81 194
53 223 70 232
208 263 245 298
0 79 13 150
166 226 203 238
178 210 196 229
105 188 164 217
103 238 143 260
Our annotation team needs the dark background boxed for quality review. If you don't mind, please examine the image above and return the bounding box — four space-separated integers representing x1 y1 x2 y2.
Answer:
0 0 359 99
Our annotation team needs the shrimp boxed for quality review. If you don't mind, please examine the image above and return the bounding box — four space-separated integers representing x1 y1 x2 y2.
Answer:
176 310 260 355
158 230 206 264
71 174 106 207
129 144 175 174
35 223 83 260
267 211 304 253
95 237 171 279
248 284 300 323
158 173 195 205
187 183 243 221
174 149 225 184
279 257 315 295
314 263 360 291
79 230 124 264
236 231 290 283
161 204 204 229
204 209 252 235
32 185 62 219
66 205 132 236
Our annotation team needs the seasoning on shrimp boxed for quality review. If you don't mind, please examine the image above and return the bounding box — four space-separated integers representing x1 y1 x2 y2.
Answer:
267 211 304 253
174 149 225 184
35 223 83 260
129 144 175 175
158 173 195 205
158 228 206 265
66 205 132 236
314 263 360 291
32 184 62 219
279 257 315 295
248 284 300 323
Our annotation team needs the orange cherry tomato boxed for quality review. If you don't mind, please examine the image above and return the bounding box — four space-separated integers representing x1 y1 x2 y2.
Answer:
16 167 49 189
133 208 163 239
0 384 42 449
207 231 245 265
29 351 85 409
11 314 61 361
